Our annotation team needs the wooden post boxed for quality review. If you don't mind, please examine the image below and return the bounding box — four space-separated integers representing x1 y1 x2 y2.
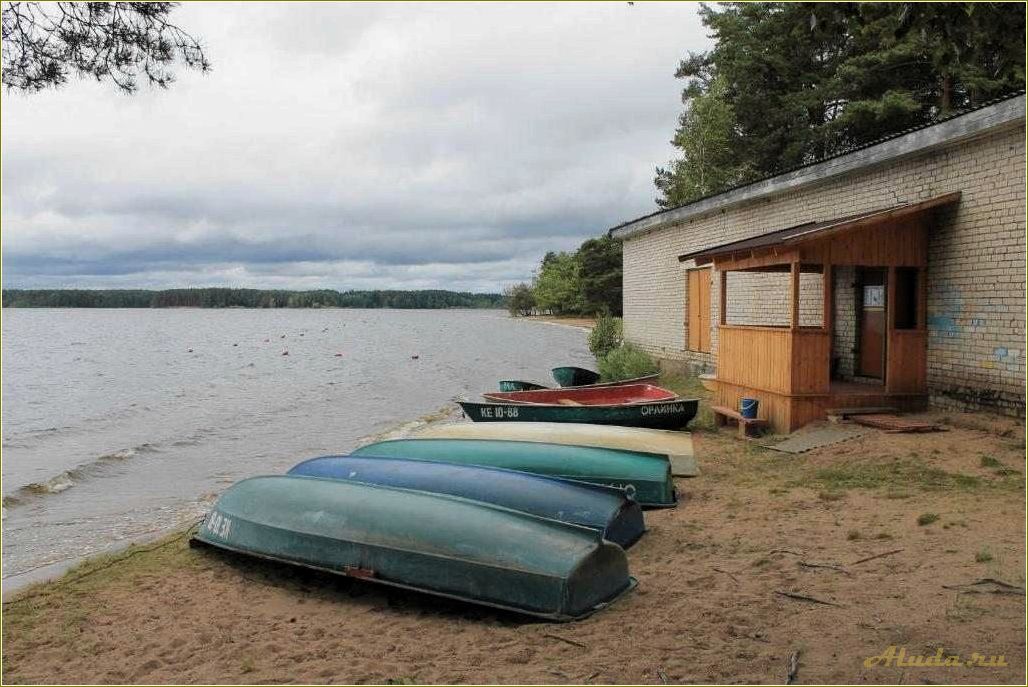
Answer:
822 262 833 334
719 269 728 326
790 261 800 329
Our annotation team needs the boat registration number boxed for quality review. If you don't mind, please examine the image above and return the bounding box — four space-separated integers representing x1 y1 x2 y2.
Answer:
481 406 519 418
608 482 637 499
639 403 686 416
203 510 233 538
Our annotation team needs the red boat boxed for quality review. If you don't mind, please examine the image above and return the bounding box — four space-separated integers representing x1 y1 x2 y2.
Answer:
482 383 678 406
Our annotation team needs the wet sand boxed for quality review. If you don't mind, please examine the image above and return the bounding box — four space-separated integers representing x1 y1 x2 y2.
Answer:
3 408 1025 684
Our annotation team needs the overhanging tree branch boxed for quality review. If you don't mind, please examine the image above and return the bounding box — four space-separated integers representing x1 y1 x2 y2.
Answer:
2 1 210 93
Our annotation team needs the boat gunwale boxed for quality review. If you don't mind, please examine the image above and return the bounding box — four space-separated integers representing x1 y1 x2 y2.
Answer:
483 383 677 404
563 373 661 389
474 396 694 410
480 396 677 406
352 440 678 507
413 422 698 477
361 438 674 468
191 532 638 622
357 438 675 472
288 453 641 504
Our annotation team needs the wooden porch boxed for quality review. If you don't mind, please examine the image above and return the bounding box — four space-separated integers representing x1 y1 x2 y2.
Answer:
680 193 960 434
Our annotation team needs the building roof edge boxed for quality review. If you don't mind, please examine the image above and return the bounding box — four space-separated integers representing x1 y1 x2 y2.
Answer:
610 92 1026 240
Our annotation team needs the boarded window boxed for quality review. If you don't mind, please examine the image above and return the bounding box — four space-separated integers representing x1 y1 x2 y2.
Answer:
687 268 711 352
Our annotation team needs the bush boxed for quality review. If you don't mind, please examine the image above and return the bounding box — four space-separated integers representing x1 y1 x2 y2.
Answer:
588 315 623 358
504 283 536 316
597 343 659 381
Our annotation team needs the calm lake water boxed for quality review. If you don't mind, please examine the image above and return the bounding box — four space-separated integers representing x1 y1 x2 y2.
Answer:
1 308 593 585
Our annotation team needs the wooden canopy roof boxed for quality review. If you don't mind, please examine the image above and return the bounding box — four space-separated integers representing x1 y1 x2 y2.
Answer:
678 192 961 266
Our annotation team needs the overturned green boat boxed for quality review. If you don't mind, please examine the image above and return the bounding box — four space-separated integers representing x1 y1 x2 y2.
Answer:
192 475 635 621
352 438 676 507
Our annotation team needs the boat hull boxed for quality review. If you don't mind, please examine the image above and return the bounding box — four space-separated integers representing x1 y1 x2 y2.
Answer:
458 398 698 431
483 383 678 406
193 475 635 621
287 455 645 548
495 374 660 393
552 366 601 387
415 421 698 477
571 373 660 388
498 380 550 392
352 438 676 507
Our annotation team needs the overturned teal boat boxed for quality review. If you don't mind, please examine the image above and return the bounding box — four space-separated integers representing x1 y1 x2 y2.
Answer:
192 475 635 621
352 438 676 507
288 455 645 547
498 380 550 392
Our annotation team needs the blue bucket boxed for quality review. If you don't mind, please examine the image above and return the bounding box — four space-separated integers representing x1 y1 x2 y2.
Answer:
740 398 759 419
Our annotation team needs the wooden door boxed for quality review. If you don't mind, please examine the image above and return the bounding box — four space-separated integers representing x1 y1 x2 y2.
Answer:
687 268 711 353
858 269 886 378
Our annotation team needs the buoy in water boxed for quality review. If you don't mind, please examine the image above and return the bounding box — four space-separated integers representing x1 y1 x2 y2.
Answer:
187 348 194 353
411 354 420 360
282 350 289 356
334 353 343 357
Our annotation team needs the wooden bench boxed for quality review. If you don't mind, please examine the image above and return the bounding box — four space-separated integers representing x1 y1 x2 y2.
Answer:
711 405 768 439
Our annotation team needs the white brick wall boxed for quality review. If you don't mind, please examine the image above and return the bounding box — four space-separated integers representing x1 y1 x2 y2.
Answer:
622 125 1026 416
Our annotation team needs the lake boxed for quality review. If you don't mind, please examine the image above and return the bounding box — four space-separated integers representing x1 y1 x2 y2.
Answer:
1 308 593 586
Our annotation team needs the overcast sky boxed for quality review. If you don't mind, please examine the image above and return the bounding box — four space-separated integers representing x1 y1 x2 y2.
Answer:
2 2 710 292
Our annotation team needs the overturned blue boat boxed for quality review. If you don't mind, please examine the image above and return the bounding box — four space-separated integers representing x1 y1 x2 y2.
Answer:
288 455 646 548
192 475 635 621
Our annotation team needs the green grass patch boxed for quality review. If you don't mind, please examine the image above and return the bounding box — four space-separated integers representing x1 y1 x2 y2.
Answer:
980 455 1002 468
917 512 940 526
818 490 846 502
785 458 1014 494
975 548 994 563
658 372 711 400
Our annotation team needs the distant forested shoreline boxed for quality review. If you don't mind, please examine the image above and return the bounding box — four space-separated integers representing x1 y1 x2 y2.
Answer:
1 288 505 309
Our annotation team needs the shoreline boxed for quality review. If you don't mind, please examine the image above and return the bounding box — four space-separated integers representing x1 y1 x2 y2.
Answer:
3 402 1024 684
511 315 596 331
1 401 464 601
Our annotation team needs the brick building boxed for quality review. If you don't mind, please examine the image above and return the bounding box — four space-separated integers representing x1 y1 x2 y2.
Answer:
609 93 1026 429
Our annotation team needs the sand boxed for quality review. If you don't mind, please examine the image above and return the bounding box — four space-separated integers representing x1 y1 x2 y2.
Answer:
3 408 1024 685
518 316 597 331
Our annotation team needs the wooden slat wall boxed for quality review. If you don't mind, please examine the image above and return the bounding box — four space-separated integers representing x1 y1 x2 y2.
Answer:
715 381 793 431
790 329 831 394
887 331 928 393
717 326 792 394
801 217 928 267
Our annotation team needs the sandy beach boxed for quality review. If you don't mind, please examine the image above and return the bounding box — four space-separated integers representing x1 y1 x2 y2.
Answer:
3 395 1024 685
519 315 597 331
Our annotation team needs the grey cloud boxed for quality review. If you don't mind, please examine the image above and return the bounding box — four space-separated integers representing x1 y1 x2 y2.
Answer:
2 2 709 290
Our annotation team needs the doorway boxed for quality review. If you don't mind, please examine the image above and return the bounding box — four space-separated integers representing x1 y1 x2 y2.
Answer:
857 268 887 379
